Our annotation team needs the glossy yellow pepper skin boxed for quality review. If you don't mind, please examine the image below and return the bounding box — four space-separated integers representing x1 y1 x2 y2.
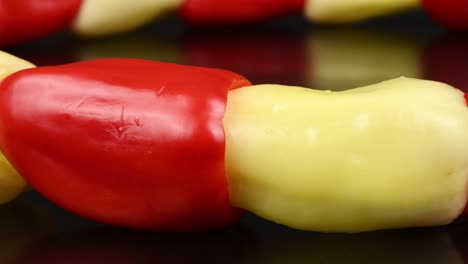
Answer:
0 51 35 204
224 78 468 232
305 0 419 23
72 0 183 37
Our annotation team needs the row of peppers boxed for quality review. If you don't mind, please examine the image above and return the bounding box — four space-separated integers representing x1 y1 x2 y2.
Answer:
1 51 468 233
0 0 467 47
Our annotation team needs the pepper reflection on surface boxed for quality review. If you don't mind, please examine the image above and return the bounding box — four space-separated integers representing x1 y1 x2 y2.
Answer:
306 29 424 91
449 221 468 263
76 33 186 64
183 28 309 86
15 219 468 264
252 227 463 264
4 34 79 66
17 225 257 264
0 201 52 264
184 28 424 90
423 33 468 93
9 26 431 91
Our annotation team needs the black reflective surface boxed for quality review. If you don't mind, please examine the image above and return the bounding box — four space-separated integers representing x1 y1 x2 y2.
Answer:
3 10 468 263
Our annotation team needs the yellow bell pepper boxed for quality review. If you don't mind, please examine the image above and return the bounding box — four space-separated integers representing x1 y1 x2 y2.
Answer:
72 0 183 37
305 0 419 23
224 77 468 232
0 51 35 204
0 51 35 79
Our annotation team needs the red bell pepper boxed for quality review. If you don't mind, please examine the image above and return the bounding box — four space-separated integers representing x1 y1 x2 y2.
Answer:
180 0 305 24
422 0 468 30
0 0 82 47
0 59 249 231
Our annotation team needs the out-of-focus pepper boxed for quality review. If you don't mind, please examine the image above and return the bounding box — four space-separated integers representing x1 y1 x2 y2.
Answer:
0 59 248 232
180 0 304 24
0 51 35 204
224 77 468 232
0 0 427 47
0 0 82 47
422 0 468 30
305 0 419 23
72 0 183 36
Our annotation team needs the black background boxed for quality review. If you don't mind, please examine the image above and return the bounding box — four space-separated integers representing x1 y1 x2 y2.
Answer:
2 8 468 263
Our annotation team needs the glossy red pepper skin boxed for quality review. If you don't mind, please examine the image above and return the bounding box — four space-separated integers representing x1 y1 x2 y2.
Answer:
0 0 82 47
422 0 468 30
181 0 305 25
0 59 249 231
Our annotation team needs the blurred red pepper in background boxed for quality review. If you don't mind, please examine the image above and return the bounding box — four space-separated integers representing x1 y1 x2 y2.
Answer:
0 0 82 47
181 0 305 24
422 0 468 30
